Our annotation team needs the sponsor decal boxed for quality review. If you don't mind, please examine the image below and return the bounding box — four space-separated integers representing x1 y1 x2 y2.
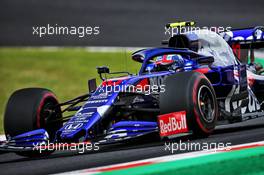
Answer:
91 92 109 100
149 75 167 93
149 75 167 88
158 111 188 137
225 84 260 115
64 123 84 130
87 99 108 104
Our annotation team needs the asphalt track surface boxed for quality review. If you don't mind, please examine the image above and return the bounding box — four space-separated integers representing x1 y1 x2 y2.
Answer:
1 0 264 46
1 1 264 174
0 118 264 174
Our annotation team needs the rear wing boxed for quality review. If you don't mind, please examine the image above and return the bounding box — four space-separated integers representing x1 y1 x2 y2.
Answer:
220 27 264 49
219 27 264 63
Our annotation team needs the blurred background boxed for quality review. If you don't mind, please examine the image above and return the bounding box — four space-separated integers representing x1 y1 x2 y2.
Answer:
1 0 264 47
1 2 264 174
0 0 264 133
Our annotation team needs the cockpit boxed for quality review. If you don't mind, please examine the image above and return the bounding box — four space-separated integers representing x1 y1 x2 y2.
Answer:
144 54 185 73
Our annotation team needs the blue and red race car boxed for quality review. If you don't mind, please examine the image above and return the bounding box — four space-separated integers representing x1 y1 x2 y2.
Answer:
1 22 264 157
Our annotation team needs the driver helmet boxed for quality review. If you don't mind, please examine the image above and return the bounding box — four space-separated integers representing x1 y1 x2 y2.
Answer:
145 54 185 72
154 54 184 67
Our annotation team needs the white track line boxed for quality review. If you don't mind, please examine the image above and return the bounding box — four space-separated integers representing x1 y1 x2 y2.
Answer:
55 141 264 175
255 50 264 58
0 135 6 141
84 46 146 53
3 46 147 53
2 47 263 54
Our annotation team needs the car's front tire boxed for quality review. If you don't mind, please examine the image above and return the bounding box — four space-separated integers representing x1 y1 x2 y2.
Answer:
160 71 218 137
4 88 62 156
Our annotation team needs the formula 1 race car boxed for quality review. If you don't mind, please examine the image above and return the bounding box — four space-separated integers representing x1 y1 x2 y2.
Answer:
1 22 264 157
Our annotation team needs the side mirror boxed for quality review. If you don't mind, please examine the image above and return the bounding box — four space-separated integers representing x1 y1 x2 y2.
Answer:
88 78 97 93
97 66 110 74
97 66 110 81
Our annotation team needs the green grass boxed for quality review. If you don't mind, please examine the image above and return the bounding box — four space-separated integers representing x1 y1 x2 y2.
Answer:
0 47 140 134
101 146 264 175
255 57 264 66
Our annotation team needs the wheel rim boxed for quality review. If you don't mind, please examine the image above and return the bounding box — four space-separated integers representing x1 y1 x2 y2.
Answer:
197 85 215 123
40 99 62 140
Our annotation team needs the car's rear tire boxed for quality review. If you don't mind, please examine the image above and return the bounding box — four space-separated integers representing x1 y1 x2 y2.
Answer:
160 71 218 137
4 88 63 157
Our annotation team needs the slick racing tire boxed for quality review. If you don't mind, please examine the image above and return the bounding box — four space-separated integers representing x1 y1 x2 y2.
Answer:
160 71 218 137
4 88 62 157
